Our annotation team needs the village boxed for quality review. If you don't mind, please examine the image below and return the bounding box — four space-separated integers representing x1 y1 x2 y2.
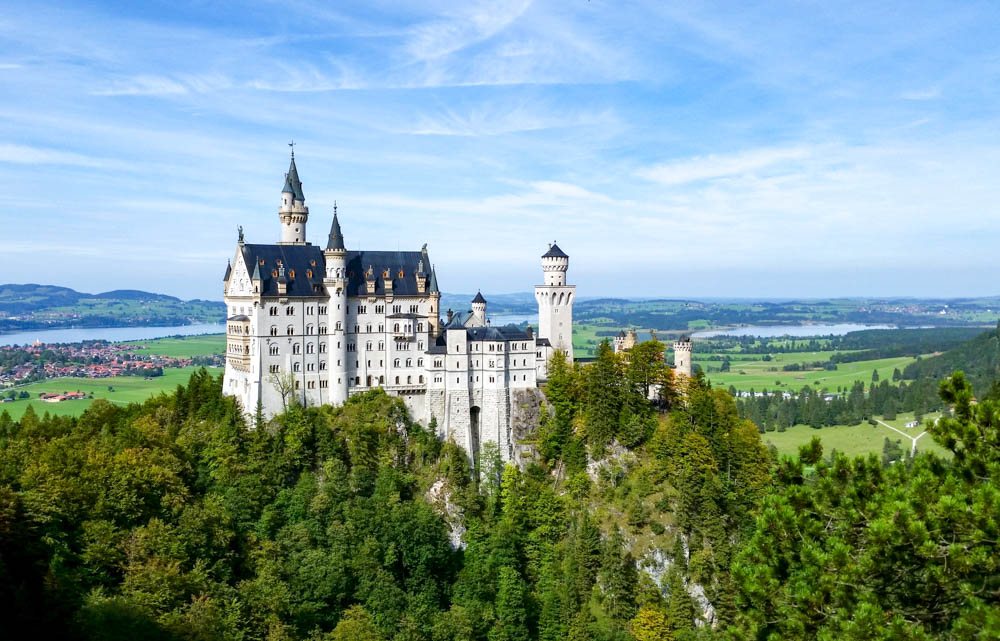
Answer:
0 338 222 393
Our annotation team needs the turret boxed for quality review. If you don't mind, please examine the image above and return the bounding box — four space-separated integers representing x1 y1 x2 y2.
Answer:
429 265 441 336
278 151 309 245
534 241 575 363
541 241 569 286
323 206 349 405
471 291 487 327
672 336 692 378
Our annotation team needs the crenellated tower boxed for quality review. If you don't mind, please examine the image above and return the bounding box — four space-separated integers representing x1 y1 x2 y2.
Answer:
673 336 692 378
534 242 575 362
278 151 309 245
324 206 349 404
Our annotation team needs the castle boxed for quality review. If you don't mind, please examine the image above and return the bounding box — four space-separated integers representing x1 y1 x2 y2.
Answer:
222 152 575 461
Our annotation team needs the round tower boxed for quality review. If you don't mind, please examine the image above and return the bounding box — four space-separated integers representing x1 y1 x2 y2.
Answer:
672 336 692 378
534 242 575 362
279 151 309 245
323 207 348 405
471 291 487 327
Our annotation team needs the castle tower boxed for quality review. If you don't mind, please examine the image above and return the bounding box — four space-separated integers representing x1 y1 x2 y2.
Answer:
535 242 575 362
613 331 626 354
428 265 441 337
673 336 692 377
471 291 487 327
324 207 349 404
278 151 309 245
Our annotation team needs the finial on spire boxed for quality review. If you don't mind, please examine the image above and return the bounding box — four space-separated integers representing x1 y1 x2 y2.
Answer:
288 140 295 158
333 200 337 216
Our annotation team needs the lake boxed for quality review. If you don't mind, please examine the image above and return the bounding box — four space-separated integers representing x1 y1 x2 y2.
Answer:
691 323 895 338
0 323 226 347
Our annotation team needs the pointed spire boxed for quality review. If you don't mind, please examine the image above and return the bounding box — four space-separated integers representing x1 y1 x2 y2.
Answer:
223 259 232 282
429 265 439 293
326 203 345 250
472 290 486 304
251 260 261 280
282 149 305 201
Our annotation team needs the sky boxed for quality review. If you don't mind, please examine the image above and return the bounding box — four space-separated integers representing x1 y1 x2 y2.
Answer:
1 0 999 301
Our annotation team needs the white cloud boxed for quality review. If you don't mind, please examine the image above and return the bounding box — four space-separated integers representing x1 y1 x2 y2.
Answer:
900 86 941 100
635 147 811 185
92 74 190 96
0 144 106 167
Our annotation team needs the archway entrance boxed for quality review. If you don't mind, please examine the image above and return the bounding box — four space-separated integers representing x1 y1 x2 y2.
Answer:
470 406 481 471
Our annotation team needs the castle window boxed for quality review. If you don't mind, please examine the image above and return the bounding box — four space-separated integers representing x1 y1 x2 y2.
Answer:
366 342 373 350
319 325 327 335
320 380 327 388
260 259 265 265
394 323 400 332
419 375 424 384
269 306 278 316
292 344 301 355
392 305 401 314
319 361 326 370
306 324 314 335
366 324 372 333
272 269 278 278
417 323 423 332
407 376 412 384
269 364 279 373
269 345 279 356
287 325 294 336
307 363 314 372
434 360 442 368
293 362 301 371
417 358 423 367
295 380 299 389
306 269 312 279
306 343 314 354
375 305 384 313
287 307 294 315
398 269 405 278
355 377 360 385
395 376 400 384
318 306 327 314
394 359 400 367
383 269 390 278
379 375 384 384
319 343 326 353
406 359 412 367
377 341 384 350
289 270 295 278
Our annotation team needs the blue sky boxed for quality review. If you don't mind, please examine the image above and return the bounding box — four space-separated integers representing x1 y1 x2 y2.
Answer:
2 1 999 300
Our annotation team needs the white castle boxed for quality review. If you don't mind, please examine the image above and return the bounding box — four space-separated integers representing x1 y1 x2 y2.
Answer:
223 152 575 460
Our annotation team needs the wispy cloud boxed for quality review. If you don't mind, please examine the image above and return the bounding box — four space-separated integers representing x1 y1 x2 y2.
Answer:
0 144 107 167
900 86 941 100
635 147 810 186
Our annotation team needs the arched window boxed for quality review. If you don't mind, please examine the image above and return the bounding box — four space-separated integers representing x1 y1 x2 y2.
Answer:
418 375 424 384
395 376 400 384
270 326 278 336
306 343 314 354
292 343 301 355
406 359 412 367
393 358 401 367
293 362 301 371
306 324 313 335
417 323 423 332
286 325 294 336
417 358 423 367
407 376 412 384
366 342 373 350
269 345 279 356
394 323 400 332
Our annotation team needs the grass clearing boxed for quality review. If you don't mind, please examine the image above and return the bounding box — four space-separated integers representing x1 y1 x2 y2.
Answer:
122 333 225 357
0 366 212 420
762 412 950 459
702 354 922 392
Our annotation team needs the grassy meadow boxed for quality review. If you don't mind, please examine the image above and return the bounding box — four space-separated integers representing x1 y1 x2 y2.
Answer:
699 351 923 392
762 411 950 459
121 333 226 357
0 367 214 420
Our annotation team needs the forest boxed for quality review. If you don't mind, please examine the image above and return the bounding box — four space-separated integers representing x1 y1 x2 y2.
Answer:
0 339 997 640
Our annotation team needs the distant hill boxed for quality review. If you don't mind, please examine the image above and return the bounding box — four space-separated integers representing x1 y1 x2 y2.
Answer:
0 284 224 333
903 323 1000 396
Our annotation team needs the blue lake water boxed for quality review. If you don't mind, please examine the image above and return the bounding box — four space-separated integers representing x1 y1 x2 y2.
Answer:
0 323 226 347
691 323 895 339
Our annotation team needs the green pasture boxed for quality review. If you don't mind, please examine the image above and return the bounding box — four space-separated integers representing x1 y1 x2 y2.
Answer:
0 366 211 421
762 412 950 459
122 333 225 357
702 354 921 392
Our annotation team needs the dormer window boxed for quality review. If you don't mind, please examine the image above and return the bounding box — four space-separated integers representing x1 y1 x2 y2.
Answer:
306 269 312 278
289 269 295 278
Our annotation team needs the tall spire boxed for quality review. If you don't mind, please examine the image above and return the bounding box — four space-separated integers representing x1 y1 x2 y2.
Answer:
282 150 305 201
429 265 439 293
326 204 345 250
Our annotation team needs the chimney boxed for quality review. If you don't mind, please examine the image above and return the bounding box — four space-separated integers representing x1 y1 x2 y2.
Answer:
446 309 454 324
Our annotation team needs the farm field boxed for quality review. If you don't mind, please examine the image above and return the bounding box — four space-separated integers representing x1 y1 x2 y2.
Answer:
122 333 225 357
0 366 213 420
762 411 950 459
700 353 923 392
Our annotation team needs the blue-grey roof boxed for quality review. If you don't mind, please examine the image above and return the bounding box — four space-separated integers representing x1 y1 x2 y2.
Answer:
240 244 326 298
326 211 345 250
429 266 439 293
345 250 432 297
282 154 305 201
472 291 486 304
542 242 568 258
223 261 232 282
465 325 532 342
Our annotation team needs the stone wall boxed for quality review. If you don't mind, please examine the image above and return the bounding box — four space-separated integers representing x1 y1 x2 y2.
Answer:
510 387 546 467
